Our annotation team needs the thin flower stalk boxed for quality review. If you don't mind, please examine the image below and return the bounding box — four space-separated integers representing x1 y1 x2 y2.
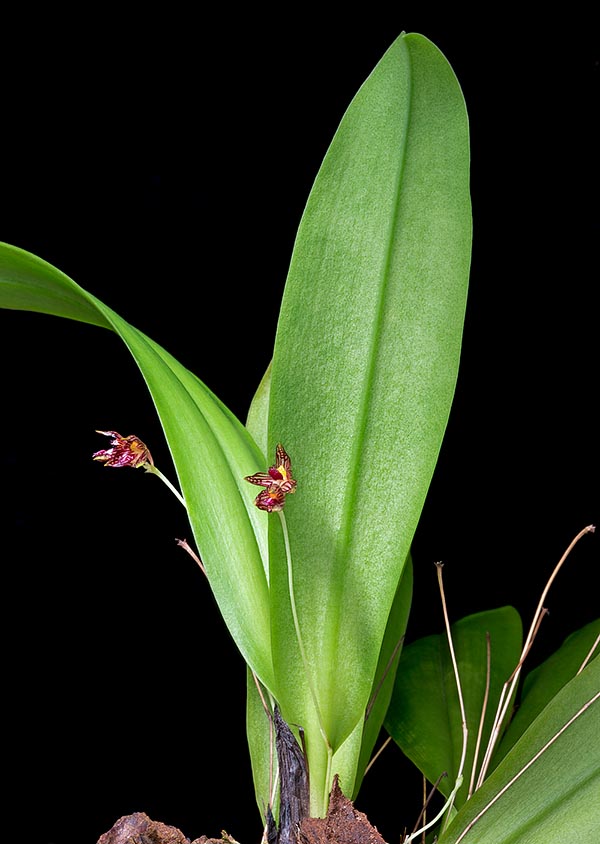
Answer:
454 691 600 844
403 772 448 844
404 774 464 844
468 631 492 798
436 562 469 832
245 445 333 809
250 672 279 844
476 524 596 788
404 562 469 843
176 538 206 577
278 508 333 809
577 630 600 675
363 735 393 777
365 634 405 722
146 464 187 508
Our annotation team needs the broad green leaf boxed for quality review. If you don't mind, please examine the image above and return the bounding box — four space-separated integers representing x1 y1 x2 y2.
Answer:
492 618 600 768
385 607 523 808
0 242 275 690
438 657 600 844
266 32 472 812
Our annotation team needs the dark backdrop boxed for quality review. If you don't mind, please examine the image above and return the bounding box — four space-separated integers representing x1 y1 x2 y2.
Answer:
1 13 597 844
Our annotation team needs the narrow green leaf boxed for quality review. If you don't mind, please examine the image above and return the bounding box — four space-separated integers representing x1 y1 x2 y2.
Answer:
0 241 275 690
0 241 111 327
385 607 523 807
438 658 600 844
266 31 472 811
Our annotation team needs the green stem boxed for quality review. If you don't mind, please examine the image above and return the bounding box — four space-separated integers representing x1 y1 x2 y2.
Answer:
404 775 464 843
146 464 187 508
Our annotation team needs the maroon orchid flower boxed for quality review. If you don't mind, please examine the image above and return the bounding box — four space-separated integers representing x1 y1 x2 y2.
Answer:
245 443 297 512
253 486 288 513
93 430 154 469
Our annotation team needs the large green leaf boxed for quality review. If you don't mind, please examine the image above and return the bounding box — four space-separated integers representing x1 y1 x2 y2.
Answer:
438 656 600 843
385 607 523 808
0 242 275 690
266 32 471 811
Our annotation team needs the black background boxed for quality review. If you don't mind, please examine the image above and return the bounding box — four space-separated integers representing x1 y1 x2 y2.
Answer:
1 12 597 844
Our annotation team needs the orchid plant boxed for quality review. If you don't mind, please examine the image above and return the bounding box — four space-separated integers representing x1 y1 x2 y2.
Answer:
1 32 598 844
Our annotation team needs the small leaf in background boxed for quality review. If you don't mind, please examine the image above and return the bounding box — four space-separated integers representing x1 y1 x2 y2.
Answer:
491 618 600 769
385 606 523 807
438 657 600 844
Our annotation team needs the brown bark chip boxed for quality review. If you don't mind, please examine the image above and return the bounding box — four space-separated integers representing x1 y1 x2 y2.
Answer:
96 774 388 844
96 811 191 844
95 811 236 844
298 776 387 844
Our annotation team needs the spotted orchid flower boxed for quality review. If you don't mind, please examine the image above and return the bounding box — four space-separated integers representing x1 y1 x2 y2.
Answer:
245 444 297 512
93 430 154 469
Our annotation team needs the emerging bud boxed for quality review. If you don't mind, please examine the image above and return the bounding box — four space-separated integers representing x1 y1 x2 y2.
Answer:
93 430 153 469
